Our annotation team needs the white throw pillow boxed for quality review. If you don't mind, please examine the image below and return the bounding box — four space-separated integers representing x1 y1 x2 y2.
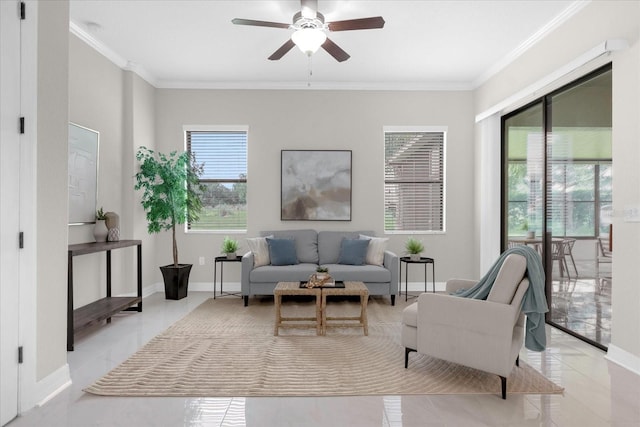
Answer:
359 235 388 266
246 236 272 267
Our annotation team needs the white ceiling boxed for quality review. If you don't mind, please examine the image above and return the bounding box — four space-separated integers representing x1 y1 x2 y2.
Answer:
69 0 586 90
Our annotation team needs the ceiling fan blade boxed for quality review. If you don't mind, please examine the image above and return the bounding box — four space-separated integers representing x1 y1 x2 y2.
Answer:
231 18 290 29
328 16 385 31
268 39 296 60
321 38 350 62
300 0 318 19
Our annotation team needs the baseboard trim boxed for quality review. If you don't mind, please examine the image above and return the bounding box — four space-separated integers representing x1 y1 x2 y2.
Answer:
404 281 446 293
35 363 71 407
176 281 446 293
605 344 640 377
144 281 447 295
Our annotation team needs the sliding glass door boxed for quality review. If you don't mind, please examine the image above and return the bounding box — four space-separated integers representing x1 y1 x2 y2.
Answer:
503 65 612 349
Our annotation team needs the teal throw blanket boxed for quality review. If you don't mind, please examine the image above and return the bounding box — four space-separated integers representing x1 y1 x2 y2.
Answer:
453 246 548 351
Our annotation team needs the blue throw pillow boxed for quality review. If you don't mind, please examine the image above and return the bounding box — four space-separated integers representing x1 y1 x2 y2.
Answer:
266 238 298 266
337 238 370 266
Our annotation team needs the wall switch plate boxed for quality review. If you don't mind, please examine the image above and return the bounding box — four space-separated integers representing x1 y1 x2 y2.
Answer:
623 204 640 222
199 256 205 265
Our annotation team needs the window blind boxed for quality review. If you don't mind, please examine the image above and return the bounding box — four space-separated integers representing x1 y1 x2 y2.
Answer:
384 131 445 232
186 130 247 231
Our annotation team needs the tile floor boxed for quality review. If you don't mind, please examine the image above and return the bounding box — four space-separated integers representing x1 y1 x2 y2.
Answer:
550 259 612 347
7 291 640 427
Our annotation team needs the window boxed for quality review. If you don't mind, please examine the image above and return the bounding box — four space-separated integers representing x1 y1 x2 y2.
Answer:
384 127 446 232
507 159 611 237
185 127 247 231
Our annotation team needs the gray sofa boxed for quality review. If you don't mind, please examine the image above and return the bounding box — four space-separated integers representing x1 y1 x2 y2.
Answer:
241 229 398 306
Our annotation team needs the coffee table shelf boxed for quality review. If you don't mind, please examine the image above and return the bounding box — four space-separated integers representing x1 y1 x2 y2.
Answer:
273 281 369 336
274 282 322 335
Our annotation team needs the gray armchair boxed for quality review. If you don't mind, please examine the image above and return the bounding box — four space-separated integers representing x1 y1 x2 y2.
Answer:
401 254 529 399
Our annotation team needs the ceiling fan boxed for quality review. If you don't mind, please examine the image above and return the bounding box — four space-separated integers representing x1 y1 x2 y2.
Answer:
232 0 385 62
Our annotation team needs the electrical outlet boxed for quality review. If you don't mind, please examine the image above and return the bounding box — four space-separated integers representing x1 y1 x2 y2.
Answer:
199 256 205 266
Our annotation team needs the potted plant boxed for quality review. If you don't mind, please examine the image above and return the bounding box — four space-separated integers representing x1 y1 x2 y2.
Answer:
316 266 329 280
521 219 535 239
405 237 425 261
134 146 205 300
93 207 108 242
221 236 240 259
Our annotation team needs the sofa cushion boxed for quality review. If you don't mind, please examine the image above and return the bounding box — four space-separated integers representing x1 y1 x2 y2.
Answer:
266 238 298 266
250 263 317 283
487 254 527 304
246 236 272 267
261 229 318 264
318 230 374 265
337 238 370 265
359 234 388 266
324 263 391 283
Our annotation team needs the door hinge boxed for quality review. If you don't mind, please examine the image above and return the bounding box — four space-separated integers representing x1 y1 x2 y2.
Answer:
20 117 25 134
19 231 24 249
18 347 23 364
20 2 26 20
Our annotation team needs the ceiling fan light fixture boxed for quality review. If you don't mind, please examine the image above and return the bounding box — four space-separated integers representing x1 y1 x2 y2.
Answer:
291 27 327 56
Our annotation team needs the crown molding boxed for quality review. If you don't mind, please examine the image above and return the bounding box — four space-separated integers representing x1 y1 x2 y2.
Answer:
472 0 591 88
155 80 473 91
475 39 628 122
70 1 590 93
69 21 158 87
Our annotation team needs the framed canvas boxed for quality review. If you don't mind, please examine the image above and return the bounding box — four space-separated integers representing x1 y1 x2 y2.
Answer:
281 150 352 221
68 122 99 225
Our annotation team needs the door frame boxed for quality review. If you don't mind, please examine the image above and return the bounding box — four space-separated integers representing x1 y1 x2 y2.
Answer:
500 63 613 351
1 1 23 424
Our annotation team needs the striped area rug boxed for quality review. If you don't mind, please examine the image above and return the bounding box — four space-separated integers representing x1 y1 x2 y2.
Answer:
85 297 563 397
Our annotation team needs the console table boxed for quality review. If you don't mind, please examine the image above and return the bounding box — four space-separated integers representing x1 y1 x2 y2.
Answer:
67 240 142 351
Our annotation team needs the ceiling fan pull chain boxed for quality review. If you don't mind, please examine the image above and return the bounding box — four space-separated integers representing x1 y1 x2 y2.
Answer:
307 55 313 87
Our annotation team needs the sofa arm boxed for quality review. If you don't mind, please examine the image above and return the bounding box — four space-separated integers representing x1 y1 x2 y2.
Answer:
241 252 254 296
383 250 399 295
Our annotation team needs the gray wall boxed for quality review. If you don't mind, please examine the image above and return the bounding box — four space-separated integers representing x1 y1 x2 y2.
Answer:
36 0 69 381
154 89 477 285
68 35 157 307
474 1 640 365
67 37 477 305
54 0 640 404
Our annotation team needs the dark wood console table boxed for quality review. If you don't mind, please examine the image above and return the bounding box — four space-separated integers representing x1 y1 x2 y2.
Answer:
67 240 142 351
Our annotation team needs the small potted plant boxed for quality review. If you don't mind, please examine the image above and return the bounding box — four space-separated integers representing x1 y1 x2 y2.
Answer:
221 236 240 259
93 207 108 242
405 237 425 261
316 266 329 280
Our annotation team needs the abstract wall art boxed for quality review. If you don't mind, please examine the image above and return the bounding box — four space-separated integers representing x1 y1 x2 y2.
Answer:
281 150 352 221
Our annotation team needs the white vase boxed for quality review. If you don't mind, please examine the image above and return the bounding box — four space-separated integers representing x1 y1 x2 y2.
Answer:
107 227 120 242
226 252 237 260
93 220 108 242
410 254 421 261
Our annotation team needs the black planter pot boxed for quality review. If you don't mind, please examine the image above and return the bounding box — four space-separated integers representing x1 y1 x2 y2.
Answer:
160 264 193 300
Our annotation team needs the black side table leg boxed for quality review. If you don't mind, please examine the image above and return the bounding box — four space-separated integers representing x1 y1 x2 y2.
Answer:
424 263 427 293
432 261 436 293
213 260 217 299
405 262 409 302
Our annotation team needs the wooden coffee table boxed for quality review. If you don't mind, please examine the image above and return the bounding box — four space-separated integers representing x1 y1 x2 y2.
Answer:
321 281 369 336
274 282 322 336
